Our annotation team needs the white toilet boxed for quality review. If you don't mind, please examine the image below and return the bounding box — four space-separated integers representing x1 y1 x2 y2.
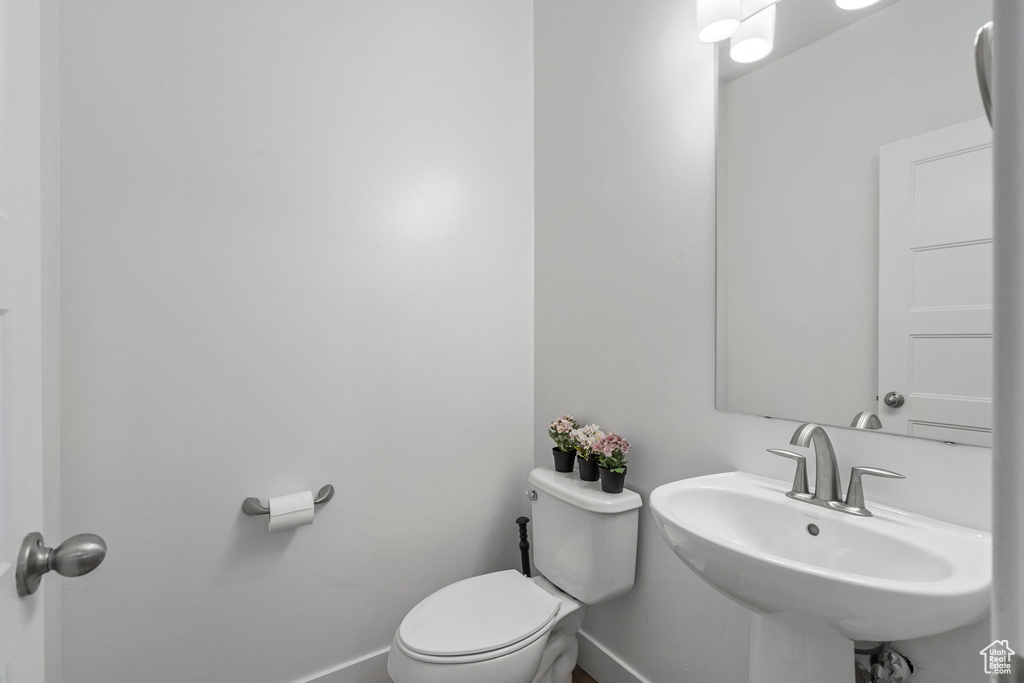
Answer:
387 467 642 683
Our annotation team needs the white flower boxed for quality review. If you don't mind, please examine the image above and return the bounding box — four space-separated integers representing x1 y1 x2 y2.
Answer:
570 424 605 451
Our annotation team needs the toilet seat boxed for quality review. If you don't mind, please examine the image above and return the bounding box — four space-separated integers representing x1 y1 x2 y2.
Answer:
394 612 558 665
397 570 561 664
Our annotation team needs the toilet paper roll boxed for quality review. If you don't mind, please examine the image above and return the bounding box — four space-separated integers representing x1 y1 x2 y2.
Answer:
267 490 315 531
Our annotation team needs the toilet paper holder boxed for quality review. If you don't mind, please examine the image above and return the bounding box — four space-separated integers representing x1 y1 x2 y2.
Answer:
242 484 335 516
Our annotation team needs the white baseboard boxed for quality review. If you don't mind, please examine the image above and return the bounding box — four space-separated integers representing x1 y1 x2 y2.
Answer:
299 645 392 683
297 631 647 683
577 629 653 683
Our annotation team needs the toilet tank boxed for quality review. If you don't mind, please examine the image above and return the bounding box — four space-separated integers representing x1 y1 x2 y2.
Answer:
527 468 642 604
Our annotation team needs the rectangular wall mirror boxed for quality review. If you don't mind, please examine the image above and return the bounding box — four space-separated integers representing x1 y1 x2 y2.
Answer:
715 0 993 446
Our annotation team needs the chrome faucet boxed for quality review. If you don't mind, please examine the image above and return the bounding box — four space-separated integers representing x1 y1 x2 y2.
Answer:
768 422 905 517
789 423 843 504
850 411 882 430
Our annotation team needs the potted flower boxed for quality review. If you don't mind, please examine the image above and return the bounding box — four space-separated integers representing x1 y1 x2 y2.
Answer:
548 415 579 472
569 424 605 481
594 432 630 494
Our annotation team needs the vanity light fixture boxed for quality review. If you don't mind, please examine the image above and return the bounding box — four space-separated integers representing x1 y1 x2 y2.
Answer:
730 4 776 63
696 0 742 43
836 0 883 9
698 0 780 63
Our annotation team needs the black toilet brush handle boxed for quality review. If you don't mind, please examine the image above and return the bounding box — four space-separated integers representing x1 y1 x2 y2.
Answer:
516 516 531 577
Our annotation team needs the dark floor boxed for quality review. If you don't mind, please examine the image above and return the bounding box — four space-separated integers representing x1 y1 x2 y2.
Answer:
572 666 598 683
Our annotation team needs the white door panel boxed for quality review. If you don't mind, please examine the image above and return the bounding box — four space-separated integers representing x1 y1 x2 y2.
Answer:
0 0 47 679
879 118 993 447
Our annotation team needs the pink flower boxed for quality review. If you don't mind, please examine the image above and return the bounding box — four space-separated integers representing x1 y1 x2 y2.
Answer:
594 432 630 457
548 415 578 434
548 415 580 451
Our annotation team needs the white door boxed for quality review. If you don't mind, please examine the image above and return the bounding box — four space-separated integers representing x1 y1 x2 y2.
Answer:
0 0 48 680
878 118 993 446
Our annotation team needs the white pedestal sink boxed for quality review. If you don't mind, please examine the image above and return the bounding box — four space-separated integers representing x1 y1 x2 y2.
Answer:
650 472 991 683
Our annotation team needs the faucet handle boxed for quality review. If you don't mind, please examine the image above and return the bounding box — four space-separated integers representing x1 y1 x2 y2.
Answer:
767 449 810 497
842 466 905 516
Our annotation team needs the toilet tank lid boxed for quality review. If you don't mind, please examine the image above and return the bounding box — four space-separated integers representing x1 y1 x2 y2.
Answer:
529 468 642 513
398 570 560 657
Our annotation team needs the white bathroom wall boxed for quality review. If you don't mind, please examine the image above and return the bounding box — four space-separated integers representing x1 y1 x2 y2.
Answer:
58 2 533 681
535 1 992 682
719 0 990 426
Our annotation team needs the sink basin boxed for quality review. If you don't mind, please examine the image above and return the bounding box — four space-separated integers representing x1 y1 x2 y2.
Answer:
650 471 991 642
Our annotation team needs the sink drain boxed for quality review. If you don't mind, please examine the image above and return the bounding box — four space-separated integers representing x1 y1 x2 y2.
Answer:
807 524 820 536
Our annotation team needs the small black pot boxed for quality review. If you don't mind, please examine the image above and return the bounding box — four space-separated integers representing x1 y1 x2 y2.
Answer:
552 447 575 473
577 455 599 481
599 466 627 494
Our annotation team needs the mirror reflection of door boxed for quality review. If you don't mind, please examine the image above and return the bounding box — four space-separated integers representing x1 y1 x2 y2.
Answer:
878 118 993 446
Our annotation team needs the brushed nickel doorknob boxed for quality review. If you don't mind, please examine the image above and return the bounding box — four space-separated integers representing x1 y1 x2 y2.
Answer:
16 532 107 597
883 391 906 408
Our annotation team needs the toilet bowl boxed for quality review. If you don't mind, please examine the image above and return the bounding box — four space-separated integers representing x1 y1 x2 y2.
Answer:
387 571 583 683
387 468 641 683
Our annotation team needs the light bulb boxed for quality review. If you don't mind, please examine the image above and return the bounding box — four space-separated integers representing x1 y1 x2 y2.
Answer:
836 0 883 9
730 4 775 63
697 0 741 43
